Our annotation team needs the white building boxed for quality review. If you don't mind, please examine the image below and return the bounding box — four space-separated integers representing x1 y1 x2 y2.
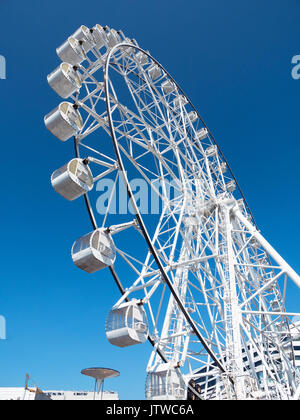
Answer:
289 320 300 374
0 387 119 401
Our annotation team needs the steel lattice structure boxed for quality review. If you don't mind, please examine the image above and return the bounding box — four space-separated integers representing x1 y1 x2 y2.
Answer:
45 25 300 400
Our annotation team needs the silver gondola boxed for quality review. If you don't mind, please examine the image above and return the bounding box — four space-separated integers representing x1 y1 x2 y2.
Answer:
72 25 94 52
106 28 121 48
226 180 236 192
44 102 83 141
56 37 85 65
148 64 161 80
135 51 148 66
105 300 149 347
91 24 108 49
220 162 227 173
206 145 218 157
161 80 175 95
72 228 116 273
186 111 198 123
196 127 209 140
173 95 188 109
47 63 82 99
51 158 93 201
145 363 186 400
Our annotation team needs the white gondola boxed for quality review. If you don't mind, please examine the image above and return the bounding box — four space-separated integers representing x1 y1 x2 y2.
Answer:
72 25 93 52
161 80 175 95
47 63 82 99
72 228 116 273
220 162 227 173
173 95 188 109
211 161 226 176
44 102 83 141
186 111 198 123
91 24 108 49
116 29 126 41
196 127 209 140
106 28 121 48
270 300 280 311
117 37 134 56
51 158 93 201
57 37 85 65
135 51 148 66
237 198 245 210
148 64 161 80
206 145 218 157
145 363 186 400
226 180 236 192
105 300 149 348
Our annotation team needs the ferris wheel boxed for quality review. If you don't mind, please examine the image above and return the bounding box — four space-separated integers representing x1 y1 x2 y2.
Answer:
45 24 300 400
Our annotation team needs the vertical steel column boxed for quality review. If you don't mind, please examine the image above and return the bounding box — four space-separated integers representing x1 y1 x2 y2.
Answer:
222 204 246 399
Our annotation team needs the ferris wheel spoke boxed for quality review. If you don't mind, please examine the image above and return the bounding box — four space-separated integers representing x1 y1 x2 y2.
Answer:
122 68 202 158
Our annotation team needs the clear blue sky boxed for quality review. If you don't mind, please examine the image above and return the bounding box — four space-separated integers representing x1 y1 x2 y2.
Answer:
0 0 299 400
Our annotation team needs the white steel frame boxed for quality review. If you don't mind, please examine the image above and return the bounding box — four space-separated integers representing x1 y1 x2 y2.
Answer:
47 28 300 400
